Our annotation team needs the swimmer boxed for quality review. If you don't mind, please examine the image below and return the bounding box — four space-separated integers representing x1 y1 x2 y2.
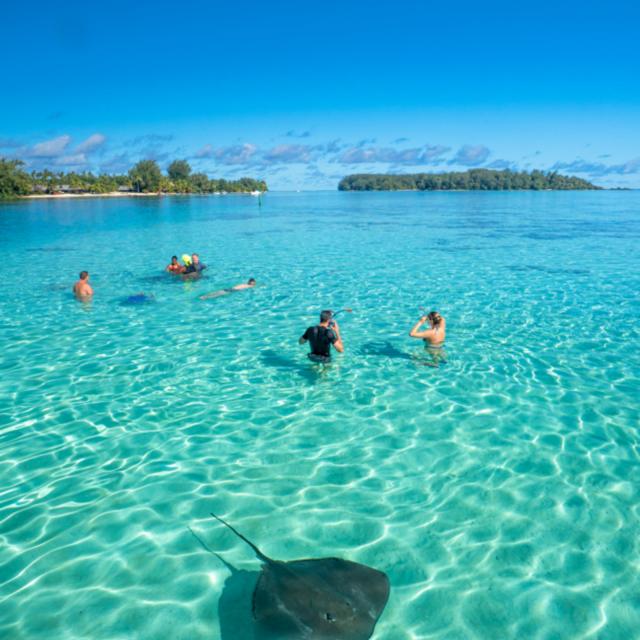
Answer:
199 278 256 300
73 271 93 298
166 255 185 274
409 310 446 367
183 253 207 276
299 310 344 363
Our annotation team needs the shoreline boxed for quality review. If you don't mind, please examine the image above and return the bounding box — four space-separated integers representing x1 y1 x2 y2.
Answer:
23 191 263 200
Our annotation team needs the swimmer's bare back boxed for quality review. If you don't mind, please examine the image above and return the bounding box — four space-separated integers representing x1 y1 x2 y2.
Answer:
73 283 93 298
409 313 446 345
199 280 256 300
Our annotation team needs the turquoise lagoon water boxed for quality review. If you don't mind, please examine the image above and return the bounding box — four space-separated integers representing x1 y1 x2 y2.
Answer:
1 191 639 639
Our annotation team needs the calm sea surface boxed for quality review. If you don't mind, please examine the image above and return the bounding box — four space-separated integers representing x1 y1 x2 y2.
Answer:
1 191 639 639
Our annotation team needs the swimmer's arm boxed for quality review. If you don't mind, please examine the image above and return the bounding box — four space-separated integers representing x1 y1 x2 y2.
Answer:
298 336 308 345
409 317 431 339
329 324 344 352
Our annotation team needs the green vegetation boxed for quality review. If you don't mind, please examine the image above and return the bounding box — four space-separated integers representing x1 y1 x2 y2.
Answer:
129 160 163 193
338 169 600 191
0 159 31 198
167 159 192 181
0 157 267 199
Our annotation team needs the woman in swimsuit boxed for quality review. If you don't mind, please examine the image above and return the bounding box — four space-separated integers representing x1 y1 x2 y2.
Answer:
409 311 446 366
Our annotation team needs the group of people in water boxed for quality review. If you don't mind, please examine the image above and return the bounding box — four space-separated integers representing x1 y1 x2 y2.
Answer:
166 253 207 276
73 253 256 302
166 252 257 298
73 256 446 366
300 309 446 366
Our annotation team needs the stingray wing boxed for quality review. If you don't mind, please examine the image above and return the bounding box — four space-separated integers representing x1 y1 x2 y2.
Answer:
253 565 315 638
291 558 390 625
253 557 390 640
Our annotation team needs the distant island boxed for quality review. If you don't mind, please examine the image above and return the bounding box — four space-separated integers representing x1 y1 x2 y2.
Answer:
338 169 600 191
0 158 267 200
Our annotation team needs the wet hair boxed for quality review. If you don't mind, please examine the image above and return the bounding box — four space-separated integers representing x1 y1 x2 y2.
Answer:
192 253 199 259
247 278 256 285
427 311 442 326
171 255 178 261
320 310 333 323
79 271 89 280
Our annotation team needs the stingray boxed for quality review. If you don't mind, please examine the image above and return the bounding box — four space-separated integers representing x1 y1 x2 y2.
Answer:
204 513 390 640
119 293 156 306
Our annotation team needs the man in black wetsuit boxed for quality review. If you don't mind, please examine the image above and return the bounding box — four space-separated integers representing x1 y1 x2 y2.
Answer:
299 310 344 363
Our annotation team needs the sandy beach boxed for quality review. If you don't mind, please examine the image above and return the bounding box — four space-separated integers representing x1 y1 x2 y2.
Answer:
24 191 261 200
24 192 165 200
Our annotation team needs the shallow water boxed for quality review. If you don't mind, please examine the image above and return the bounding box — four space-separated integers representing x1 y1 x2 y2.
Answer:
1 191 639 639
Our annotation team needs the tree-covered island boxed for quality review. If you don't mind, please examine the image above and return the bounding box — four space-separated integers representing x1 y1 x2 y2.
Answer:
338 169 600 191
0 158 267 199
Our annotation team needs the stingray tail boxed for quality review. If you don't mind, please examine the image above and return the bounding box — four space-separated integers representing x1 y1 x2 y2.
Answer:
188 526 238 574
188 526 216 555
210 512 271 563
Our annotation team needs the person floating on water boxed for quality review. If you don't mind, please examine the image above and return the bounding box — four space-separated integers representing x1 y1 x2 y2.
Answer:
73 271 93 299
166 255 185 274
409 310 446 367
183 253 207 276
299 310 344 364
199 278 256 300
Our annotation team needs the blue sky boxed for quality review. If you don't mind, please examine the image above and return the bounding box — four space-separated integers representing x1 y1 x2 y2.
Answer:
1 0 639 189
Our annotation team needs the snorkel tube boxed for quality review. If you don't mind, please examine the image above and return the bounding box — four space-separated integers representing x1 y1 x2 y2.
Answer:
328 308 353 327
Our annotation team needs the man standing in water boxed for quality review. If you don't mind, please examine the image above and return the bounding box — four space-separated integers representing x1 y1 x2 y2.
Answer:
73 271 93 298
299 310 344 363
183 253 207 276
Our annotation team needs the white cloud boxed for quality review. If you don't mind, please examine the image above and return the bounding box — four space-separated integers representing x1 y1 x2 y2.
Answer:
486 159 517 170
75 133 106 153
263 144 317 163
214 143 258 164
28 135 71 158
337 144 449 165
54 153 88 166
195 144 213 158
551 157 640 176
449 144 491 166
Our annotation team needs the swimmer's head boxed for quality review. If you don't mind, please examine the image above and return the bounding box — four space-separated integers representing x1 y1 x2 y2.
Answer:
247 278 256 286
171 255 178 264
192 253 199 263
320 310 333 324
427 311 442 326
79 271 89 280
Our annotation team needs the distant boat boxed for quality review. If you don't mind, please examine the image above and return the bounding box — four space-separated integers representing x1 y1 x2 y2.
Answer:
250 190 262 196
